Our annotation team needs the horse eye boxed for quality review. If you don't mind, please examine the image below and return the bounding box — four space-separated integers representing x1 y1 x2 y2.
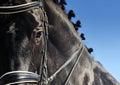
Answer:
36 31 42 38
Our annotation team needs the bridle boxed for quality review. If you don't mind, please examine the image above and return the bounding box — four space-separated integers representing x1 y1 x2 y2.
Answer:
0 1 85 85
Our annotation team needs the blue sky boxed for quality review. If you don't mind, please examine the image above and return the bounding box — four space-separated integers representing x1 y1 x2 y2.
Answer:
66 0 120 82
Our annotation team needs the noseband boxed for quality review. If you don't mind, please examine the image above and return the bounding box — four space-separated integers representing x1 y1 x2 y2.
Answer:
0 71 40 85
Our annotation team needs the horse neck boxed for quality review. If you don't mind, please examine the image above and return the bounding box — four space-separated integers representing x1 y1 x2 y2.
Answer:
45 0 80 53
45 0 81 84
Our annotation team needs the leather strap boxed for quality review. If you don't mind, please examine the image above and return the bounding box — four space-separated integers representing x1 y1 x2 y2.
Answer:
0 71 40 85
0 1 43 14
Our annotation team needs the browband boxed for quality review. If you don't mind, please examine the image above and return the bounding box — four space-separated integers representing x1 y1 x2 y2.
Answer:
0 1 43 14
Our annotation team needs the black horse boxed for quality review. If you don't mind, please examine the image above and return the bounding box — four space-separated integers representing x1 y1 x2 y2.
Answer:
0 0 84 85
0 0 46 84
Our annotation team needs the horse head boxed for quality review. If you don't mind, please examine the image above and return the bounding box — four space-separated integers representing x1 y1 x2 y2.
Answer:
0 0 82 85
0 0 45 81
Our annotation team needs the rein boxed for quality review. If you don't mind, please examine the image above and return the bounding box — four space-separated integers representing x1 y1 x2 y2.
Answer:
48 44 84 84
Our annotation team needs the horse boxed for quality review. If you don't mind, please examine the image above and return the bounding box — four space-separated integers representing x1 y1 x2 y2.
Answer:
0 0 119 85
0 0 83 84
0 0 47 84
